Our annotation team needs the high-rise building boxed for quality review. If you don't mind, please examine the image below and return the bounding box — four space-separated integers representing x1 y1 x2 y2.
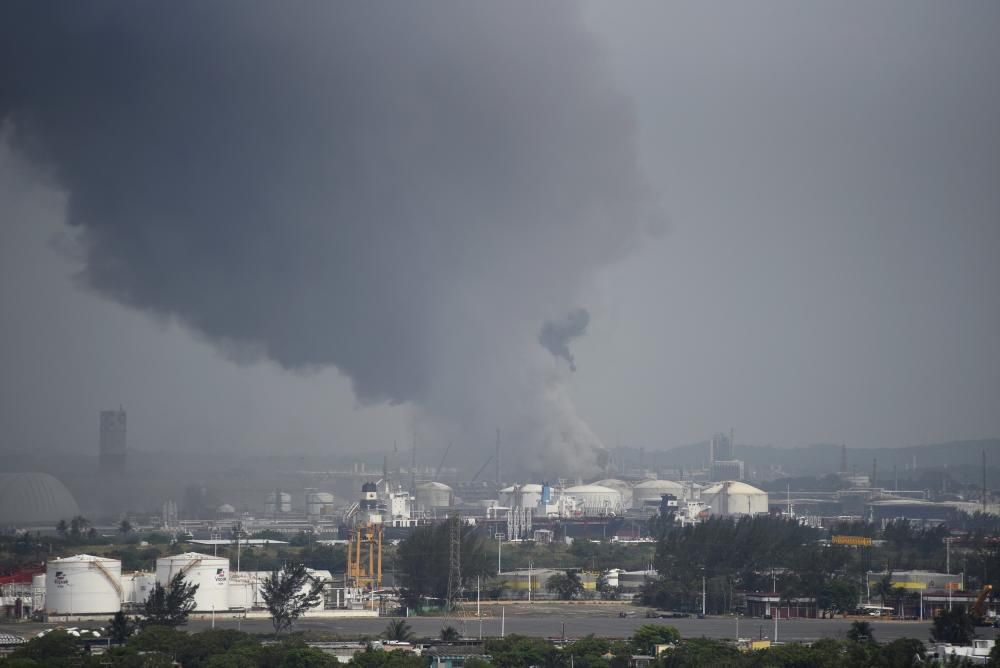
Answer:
708 430 744 482
99 408 127 476
709 432 734 462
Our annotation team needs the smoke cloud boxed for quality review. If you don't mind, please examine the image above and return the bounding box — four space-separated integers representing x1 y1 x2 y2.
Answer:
0 2 655 475
539 308 591 372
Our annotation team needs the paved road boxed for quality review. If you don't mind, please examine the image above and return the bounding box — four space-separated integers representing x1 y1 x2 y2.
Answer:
0 614 939 644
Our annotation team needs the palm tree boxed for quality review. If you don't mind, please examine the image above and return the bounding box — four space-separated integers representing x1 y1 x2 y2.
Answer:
383 618 415 642
871 572 894 610
440 625 460 641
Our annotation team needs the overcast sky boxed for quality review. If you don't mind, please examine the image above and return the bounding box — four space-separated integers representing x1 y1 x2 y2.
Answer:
1 2 997 465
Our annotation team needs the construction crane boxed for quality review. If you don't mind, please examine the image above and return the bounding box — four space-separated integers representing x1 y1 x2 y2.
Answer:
470 455 494 483
435 441 453 479
971 584 993 625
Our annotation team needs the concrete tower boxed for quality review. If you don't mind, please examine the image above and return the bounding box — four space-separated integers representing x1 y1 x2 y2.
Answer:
99 408 127 476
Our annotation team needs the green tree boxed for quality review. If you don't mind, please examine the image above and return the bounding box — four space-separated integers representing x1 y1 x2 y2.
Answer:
871 572 895 610
660 637 742 667
55 519 68 538
880 638 926 668
382 618 415 642
127 625 187 655
630 624 680 655
109 609 137 643
68 515 90 539
141 572 199 628
546 569 584 600
930 605 975 645
7 630 81 665
396 522 490 608
261 563 325 636
485 634 559 668
348 647 427 667
119 519 133 535
846 620 874 643
440 625 460 641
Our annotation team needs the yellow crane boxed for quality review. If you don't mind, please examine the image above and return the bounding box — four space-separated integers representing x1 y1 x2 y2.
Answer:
346 522 382 590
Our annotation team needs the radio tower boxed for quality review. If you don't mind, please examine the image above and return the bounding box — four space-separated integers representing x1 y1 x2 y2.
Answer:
447 513 462 610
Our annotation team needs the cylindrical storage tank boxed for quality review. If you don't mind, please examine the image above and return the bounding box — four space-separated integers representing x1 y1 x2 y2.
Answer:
416 482 453 509
264 492 292 514
156 553 229 611
498 484 543 510
632 480 686 508
45 554 122 615
593 479 633 509
228 571 265 609
307 492 336 517
564 485 623 515
123 572 157 605
701 481 768 517
32 573 46 612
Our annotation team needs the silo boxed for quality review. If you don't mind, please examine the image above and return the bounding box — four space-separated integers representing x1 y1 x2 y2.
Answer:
416 482 453 510
306 491 336 517
45 554 122 615
264 491 292 514
156 552 230 611
632 480 685 508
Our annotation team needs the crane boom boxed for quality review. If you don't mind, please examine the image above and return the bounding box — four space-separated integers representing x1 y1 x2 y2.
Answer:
435 442 452 479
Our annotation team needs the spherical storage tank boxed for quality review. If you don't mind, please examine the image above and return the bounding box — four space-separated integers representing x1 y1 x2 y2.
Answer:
416 482 453 509
45 554 122 615
0 473 80 525
565 484 623 515
156 553 229 611
701 481 768 517
632 480 686 507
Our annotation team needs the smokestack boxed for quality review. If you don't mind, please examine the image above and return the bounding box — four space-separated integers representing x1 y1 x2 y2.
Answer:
495 428 501 491
411 432 417 496
984 448 988 513
872 458 877 490
840 444 848 474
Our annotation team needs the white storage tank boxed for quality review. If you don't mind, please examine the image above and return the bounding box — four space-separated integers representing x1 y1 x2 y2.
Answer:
564 484 623 515
122 572 156 605
306 492 336 517
228 571 267 609
702 481 768 517
156 553 230 611
632 480 686 508
264 492 292 514
32 573 46 612
416 482 453 510
45 554 122 615
593 479 634 509
499 484 543 510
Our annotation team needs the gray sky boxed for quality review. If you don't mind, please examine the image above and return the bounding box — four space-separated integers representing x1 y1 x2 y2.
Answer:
0 2 997 470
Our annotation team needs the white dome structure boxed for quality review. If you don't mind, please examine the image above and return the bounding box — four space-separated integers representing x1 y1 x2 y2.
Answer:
632 479 686 507
593 479 633 509
701 481 768 517
499 484 543 509
416 482 453 509
0 473 80 525
565 484 623 515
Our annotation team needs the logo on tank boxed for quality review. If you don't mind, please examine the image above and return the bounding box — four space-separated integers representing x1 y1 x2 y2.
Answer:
215 568 226 584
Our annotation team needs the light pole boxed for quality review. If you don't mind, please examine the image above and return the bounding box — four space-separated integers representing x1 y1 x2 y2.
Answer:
528 561 533 603
702 576 706 616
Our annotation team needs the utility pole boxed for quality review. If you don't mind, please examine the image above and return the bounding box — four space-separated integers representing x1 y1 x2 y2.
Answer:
702 576 707 615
